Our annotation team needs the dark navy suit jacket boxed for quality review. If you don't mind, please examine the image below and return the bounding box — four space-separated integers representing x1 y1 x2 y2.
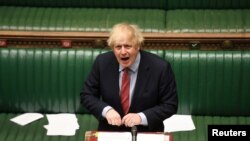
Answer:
80 50 178 132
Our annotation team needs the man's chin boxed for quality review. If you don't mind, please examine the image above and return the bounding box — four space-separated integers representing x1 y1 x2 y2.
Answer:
120 62 130 68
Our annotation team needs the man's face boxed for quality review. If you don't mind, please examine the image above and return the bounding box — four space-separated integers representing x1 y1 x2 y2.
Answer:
113 33 139 68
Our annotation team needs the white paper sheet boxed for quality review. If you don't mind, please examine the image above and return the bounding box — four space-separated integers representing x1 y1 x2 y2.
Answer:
98 132 131 141
44 113 79 136
10 113 44 126
163 114 196 132
44 125 77 136
97 132 170 141
138 133 166 141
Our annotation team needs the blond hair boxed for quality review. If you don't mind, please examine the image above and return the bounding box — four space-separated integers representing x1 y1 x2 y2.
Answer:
107 23 144 48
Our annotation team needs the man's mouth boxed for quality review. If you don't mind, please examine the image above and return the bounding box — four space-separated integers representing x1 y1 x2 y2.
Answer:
121 57 129 61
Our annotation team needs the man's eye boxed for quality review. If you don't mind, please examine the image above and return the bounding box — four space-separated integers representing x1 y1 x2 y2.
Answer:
114 44 132 49
115 45 122 49
124 45 132 48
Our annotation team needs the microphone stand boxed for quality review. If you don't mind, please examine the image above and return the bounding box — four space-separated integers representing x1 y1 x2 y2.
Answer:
131 126 137 141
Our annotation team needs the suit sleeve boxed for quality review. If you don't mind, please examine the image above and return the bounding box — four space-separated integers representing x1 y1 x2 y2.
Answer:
80 55 109 120
143 62 178 130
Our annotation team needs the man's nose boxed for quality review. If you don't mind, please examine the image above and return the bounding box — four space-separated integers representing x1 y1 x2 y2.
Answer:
120 46 127 54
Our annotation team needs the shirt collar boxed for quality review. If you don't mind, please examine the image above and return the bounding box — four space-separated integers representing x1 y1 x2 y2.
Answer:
119 52 141 73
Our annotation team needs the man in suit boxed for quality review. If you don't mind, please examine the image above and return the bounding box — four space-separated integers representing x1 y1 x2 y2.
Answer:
80 23 178 132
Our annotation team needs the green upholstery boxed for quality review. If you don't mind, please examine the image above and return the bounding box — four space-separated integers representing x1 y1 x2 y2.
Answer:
0 0 167 9
166 0 250 9
1 1 250 141
1 6 250 32
1 47 250 141
0 6 165 32
162 50 250 116
166 9 250 33
0 48 105 113
1 0 250 32
1 0 250 9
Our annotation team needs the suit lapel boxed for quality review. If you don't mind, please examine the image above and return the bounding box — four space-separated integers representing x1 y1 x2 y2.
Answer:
107 54 124 113
110 56 121 103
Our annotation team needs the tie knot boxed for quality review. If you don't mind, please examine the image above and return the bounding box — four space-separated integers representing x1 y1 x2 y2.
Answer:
123 68 130 73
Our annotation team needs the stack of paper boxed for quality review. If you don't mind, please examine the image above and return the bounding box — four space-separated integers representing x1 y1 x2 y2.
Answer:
10 113 44 126
44 113 79 136
163 114 196 132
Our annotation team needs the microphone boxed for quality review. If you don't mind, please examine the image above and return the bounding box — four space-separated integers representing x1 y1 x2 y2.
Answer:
131 126 137 141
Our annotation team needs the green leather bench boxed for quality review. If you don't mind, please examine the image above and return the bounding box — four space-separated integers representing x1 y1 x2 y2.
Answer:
1 47 250 141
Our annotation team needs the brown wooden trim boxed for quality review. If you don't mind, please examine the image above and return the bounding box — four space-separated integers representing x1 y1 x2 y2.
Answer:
84 131 173 141
143 32 250 39
1 31 250 49
1 31 250 39
0 31 108 40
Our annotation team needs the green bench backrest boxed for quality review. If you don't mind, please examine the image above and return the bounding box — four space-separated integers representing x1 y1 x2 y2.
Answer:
1 48 250 116
0 48 104 114
0 6 165 32
1 0 250 9
1 7 249 32
162 50 250 116
166 0 250 9
166 9 250 33
1 0 250 32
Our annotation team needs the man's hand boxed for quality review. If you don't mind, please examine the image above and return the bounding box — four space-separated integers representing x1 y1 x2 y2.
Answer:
122 113 141 127
106 109 122 126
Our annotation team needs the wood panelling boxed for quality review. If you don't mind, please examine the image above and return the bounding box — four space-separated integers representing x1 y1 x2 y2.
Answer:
1 31 250 50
